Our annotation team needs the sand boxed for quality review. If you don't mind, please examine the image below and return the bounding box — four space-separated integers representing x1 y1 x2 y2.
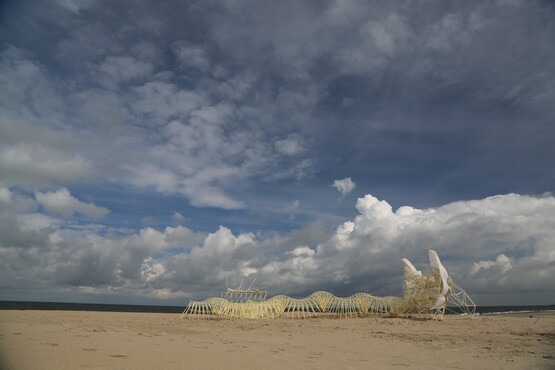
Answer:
1 310 553 369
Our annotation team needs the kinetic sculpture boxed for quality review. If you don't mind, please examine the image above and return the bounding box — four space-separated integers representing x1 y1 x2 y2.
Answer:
181 249 475 320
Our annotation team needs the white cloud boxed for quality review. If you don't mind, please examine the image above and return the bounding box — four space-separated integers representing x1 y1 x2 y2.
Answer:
0 187 12 203
126 164 180 194
174 42 211 71
0 35 319 212
100 56 152 81
172 212 185 223
35 188 109 219
182 184 245 210
341 98 354 107
2 191 554 304
0 145 94 187
121 93 314 208
287 199 300 219
93 56 153 89
130 42 163 64
57 0 97 14
190 103 233 126
16 213 61 232
287 246 315 257
362 13 409 55
141 257 166 283
471 254 513 275
332 177 356 196
141 216 157 227
275 133 307 156
131 80 206 124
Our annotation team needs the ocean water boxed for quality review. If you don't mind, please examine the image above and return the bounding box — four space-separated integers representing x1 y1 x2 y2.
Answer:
445 305 554 315
0 301 183 314
0 301 553 315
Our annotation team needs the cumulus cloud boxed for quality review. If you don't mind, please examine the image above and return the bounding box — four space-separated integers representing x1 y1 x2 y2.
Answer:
471 254 513 275
332 177 356 196
16 213 60 232
1 191 554 305
141 257 166 283
35 188 109 219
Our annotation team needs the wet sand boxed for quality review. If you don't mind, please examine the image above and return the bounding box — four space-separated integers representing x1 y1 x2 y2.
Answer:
1 310 553 369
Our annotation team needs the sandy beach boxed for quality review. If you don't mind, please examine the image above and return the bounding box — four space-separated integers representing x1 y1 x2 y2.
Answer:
0 310 553 369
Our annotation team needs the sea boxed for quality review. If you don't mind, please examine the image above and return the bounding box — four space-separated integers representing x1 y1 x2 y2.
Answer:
0 301 553 316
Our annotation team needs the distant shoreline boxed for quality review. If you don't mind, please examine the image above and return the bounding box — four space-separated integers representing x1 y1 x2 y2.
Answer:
1 300 553 315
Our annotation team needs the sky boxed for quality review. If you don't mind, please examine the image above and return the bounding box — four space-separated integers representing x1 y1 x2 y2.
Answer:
1 0 554 306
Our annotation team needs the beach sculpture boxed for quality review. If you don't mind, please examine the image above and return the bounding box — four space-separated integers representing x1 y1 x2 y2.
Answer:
181 249 475 320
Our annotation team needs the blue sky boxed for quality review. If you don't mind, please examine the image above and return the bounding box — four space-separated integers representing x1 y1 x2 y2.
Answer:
1 0 554 306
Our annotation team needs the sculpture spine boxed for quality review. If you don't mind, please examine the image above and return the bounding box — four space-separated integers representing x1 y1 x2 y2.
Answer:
181 249 476 320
